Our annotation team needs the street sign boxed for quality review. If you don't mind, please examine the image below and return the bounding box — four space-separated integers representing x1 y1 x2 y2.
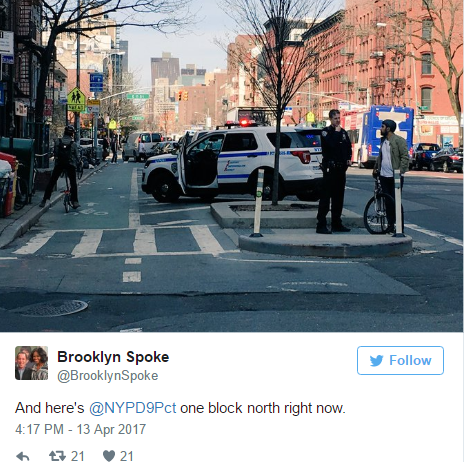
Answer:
67 87 86 112
132 116 144 120
284 106 293 115
0 31 14 54
87 99 100 114
90 73 104 92
126 94 149 100
306 111 315 123
1 54 13 64
108 119 117 129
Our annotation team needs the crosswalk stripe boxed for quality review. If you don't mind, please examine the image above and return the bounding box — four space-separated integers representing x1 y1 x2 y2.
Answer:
134 227 157 255
190 225 225 256
13 231 56 255
71 230 103 257
11 225 238 258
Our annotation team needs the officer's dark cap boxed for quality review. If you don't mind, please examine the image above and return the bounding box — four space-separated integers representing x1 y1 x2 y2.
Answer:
382 119 397 132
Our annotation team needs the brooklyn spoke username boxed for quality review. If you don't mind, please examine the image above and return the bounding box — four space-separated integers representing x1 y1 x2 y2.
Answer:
57 370 159 384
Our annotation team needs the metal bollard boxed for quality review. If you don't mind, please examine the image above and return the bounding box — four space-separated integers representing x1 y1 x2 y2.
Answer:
250 168 264 237
393 169 405 237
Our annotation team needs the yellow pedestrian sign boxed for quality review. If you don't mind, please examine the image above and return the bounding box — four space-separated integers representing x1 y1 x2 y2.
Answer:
306 111 315 123
67 87 86 112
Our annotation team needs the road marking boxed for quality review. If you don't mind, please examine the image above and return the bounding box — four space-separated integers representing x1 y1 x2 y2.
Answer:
125 258 142 264
134 227 157 254
120 327 143 332
14 231 56 254
71 230 103 257
405 223 463 247
123 271 141 282
141 206 209 216
345 186 359 190
156 219 198 226
281 281 349 286
190 225 225 256
129 168 140 228
0 257 17 260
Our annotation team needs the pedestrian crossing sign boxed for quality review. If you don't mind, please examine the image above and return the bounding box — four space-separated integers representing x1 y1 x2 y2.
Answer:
67 87 86 112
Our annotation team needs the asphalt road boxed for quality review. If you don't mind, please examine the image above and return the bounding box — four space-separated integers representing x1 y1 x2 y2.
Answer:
0 162 461 332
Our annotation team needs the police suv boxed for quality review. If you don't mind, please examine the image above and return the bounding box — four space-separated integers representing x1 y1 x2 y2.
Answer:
141 126 323 202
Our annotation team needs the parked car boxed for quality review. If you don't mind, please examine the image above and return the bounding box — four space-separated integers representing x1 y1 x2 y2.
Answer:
430 147 463 173
141 126 323 203
411 143 441 170
122 131 162 162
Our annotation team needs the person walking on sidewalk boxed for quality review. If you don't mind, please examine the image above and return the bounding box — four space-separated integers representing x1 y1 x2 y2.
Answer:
39 125 80 209
373 119 409 232
316 109 352 234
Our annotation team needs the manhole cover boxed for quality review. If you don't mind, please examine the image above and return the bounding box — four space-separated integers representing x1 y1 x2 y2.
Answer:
11 300 88 317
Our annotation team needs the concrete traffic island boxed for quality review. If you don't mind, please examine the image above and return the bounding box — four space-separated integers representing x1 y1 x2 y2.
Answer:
210 201 413 258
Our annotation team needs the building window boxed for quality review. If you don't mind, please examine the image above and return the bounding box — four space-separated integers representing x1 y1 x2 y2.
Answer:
421 53 432 74
422 20 432 40
421 87 432 111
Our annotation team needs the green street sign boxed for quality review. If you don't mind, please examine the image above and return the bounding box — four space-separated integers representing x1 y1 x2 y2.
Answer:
126 93 149 99
132 116 144 120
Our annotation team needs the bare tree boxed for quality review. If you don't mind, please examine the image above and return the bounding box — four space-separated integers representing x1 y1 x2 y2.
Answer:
220 0 337 204
414 0 462 143
384 0 462 142
17 0 194 153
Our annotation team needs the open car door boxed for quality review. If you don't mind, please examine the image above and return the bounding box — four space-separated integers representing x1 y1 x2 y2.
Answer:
178 133 224 195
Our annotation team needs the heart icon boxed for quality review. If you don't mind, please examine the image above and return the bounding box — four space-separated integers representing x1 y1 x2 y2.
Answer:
103 450 115 461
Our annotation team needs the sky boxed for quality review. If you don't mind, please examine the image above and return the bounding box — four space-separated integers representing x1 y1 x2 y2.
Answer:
119 0 236 87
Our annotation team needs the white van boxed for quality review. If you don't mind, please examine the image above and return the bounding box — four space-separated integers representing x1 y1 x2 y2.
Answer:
122 131 162 162
141 126 323 202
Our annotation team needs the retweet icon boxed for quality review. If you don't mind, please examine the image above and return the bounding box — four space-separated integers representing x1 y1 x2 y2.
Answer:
370 355 383 367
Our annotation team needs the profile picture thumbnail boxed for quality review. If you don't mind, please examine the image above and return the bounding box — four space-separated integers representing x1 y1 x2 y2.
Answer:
15 346 49 381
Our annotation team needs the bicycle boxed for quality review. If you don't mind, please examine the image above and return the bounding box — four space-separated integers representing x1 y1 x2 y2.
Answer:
363 176 395 234
61 171 72 213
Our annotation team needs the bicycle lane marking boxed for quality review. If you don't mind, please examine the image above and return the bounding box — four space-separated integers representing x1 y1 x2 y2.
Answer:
405 223 463 247
13 231 56 255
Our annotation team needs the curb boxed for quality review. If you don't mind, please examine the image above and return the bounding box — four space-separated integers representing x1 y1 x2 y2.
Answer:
238 233 413 258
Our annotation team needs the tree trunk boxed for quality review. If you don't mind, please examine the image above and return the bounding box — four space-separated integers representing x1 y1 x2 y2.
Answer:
34 40 55 157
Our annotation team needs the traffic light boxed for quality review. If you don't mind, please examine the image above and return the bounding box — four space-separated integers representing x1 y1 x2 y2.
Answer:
183 91 188 101
178 91 183 101
296 97 300 106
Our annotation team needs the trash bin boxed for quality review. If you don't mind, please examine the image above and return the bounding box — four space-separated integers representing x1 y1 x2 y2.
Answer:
0 138 35 200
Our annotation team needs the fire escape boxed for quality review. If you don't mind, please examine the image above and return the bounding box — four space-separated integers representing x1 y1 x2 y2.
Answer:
15 0 41 130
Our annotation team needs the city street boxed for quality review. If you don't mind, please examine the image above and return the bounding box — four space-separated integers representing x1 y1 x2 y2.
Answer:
0 161 462 332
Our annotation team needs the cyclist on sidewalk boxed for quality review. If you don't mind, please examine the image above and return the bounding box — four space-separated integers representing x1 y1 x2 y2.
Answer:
39 125 81 209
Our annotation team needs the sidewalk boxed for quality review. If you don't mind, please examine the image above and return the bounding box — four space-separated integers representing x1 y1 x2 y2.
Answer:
0 160 107 249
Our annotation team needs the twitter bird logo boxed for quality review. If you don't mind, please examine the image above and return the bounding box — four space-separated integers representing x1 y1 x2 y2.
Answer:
370 355 383 367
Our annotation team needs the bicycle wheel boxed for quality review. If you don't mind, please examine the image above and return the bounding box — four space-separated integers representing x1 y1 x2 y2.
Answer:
64 193 70 213
14 178 29 211
363 193 394 234
76 162 83 180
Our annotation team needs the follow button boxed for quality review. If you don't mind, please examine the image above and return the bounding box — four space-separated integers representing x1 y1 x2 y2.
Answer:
357 346 444 375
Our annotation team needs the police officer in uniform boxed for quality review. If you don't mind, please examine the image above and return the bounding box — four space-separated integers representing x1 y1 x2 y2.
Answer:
316 109 352 234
